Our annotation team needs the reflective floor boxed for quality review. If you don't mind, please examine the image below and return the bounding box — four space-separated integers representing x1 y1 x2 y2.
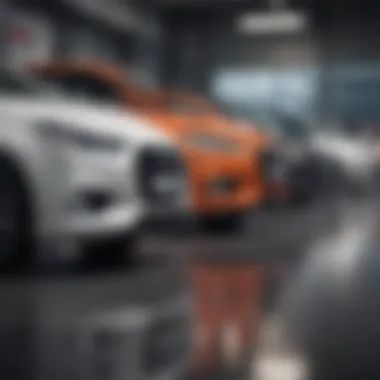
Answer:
0 194 364 380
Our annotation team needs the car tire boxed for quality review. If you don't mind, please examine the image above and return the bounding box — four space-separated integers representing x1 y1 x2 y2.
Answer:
199 212 246 235
0 156 32 270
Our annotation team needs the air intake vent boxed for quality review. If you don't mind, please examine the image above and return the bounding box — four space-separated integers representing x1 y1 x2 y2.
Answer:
136 147 186 206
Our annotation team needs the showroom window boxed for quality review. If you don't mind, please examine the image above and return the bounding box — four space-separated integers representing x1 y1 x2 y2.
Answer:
211 67 319 122
329 63 380 122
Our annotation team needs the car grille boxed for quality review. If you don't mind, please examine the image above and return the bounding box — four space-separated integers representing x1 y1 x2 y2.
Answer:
208 178 239 195
142 314 190 376
136 147 186 207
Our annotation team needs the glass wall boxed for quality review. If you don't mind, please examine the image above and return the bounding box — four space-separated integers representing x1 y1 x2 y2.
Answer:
211 66 320 123
328 63 380 123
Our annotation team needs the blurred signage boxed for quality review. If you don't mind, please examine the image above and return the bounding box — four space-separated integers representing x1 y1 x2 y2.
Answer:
6 13 55 71
237 11 308 35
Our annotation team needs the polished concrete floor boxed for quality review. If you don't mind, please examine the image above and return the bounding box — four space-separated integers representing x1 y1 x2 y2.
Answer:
0 195 353 380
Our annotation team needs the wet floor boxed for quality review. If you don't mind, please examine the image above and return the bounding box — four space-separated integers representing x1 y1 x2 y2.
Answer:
0 194 367 380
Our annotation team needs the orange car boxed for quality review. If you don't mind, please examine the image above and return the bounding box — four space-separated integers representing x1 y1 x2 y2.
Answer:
159 91 290 203
232 118 291 203
30 60 264 231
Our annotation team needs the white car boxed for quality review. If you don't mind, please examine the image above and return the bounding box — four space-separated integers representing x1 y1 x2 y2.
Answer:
0 72 189 267
263 115 379 196
310 128 377 189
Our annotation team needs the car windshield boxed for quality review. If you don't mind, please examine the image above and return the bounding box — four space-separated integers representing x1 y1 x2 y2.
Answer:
0 71 65 97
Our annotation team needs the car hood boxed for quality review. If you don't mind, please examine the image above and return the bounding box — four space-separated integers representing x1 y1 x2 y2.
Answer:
143 110 251 156
0 96 172 146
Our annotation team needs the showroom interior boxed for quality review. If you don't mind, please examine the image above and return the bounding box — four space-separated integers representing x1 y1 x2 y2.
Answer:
1 1 380 380
4 0 380 118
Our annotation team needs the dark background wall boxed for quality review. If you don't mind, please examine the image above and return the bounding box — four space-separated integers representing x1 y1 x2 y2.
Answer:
318 0 380 122
161 4 318 122
5 0 380 122
160 9 214 92
161 0 380 123
7 0 164 87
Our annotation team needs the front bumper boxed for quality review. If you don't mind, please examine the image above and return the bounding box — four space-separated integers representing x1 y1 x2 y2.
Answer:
140 209 196 235
188 153 262 215
194 184 261 215
37 142 143 241
62 203 143 239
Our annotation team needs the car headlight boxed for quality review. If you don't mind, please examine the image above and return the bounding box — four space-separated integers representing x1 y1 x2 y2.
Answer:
186 132 239 153
37 121 124 152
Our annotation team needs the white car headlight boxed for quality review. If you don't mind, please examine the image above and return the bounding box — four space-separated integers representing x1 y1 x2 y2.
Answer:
37 121 124 152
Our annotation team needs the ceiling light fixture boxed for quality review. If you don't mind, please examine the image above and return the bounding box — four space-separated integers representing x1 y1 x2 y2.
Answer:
237 10 308 35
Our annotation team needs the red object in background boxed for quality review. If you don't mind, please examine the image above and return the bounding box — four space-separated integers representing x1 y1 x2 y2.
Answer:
190 265 263 372
9 25 32 45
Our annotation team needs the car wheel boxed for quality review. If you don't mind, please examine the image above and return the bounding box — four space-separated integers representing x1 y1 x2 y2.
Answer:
199 212 246 235
0 158 32 270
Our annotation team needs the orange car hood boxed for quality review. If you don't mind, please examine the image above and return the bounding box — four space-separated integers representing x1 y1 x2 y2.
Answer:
142 109 199 139
141 109 252 162
193 113 271 151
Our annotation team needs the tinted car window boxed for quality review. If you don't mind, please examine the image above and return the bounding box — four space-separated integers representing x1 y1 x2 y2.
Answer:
40 74 122 103
0 71 59 96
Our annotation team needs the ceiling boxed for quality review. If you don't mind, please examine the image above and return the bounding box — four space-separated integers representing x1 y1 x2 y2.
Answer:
149 0 304 8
